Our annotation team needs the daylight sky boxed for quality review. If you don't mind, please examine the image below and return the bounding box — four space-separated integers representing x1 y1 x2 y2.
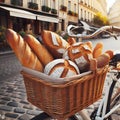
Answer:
106 0 115 11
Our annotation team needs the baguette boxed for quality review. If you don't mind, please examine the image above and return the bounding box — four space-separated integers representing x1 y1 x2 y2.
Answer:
93 42 103 58
24 34 54 66
5 29 43 72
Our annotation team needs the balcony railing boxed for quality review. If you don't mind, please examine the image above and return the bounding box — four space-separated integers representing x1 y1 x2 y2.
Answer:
28 2 38 10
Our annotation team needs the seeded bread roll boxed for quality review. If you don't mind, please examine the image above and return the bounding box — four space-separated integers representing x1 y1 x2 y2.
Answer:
5 29 43 72
41 30 70 59
24 34 54 66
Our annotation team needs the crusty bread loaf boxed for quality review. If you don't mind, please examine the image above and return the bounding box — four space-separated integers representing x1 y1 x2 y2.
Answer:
5 29 43 72
86 41 93 50
93 42 103 58
44 59 80 78
105 50 114 59
63 42 93 72
96 53 110 68
41 30 70 58
90 58 97 71
24 34 54 66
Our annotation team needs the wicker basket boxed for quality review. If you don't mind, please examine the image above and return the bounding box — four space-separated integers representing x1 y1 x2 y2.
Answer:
21 66 108 120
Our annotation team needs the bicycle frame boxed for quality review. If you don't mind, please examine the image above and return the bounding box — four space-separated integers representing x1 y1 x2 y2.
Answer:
77 70 120 120
67 24 120 120
95 73 120 120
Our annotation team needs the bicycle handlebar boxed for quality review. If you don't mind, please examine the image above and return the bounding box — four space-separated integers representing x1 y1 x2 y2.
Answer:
67 25 120 39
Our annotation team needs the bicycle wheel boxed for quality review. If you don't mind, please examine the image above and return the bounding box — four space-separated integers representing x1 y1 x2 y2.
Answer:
31 112 52 120
90 79 120 120
107 86 120 120
31 112 82 120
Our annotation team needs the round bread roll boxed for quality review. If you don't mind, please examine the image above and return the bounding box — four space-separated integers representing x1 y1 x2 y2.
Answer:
41 30 70 58
105 50 114 59
96 53 110 68
44 59 80 78
63 42 93 73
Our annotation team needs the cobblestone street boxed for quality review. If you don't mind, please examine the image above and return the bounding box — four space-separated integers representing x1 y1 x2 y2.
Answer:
0 53 120 120
0 53 43 120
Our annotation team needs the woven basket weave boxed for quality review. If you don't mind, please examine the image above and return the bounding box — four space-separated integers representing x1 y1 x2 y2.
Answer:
21 66 108 120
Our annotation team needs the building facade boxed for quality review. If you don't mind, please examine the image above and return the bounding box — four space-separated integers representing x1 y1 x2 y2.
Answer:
108 0 120 26
0 0 107 35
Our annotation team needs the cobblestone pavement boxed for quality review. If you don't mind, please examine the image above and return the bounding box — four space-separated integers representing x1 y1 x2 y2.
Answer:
0 53 120 120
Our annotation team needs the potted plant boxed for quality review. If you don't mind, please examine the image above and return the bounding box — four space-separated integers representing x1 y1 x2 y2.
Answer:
60 5 67 12
74 12 78 17
51 8 57 14
41 5 51 12
28 2 38 10
68 10 74 16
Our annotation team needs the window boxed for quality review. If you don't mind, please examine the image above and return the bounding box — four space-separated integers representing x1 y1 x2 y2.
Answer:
74 4 77 13
42 0 48 6
52 0 55 9
61 0 64 5
81 9 83 19
84 10 86 20
68 1 71 11
28 0 36 3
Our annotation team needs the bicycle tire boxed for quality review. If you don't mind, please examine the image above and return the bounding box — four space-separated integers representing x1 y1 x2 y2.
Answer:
90 79 120 120
31 112 82 120
106 86 120 120
31 112 52 120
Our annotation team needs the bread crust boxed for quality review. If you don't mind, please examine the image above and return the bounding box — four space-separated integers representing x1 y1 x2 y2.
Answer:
96 53 110 68
24 34 54 66
93 42 103 58
41 30 70 58
5 29 43 72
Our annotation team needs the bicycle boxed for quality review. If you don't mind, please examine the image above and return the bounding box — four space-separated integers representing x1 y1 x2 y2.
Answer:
22 25 120 120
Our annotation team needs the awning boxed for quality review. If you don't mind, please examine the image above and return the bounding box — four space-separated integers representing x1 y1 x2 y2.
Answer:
0 6 36 20
37 15 59 23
